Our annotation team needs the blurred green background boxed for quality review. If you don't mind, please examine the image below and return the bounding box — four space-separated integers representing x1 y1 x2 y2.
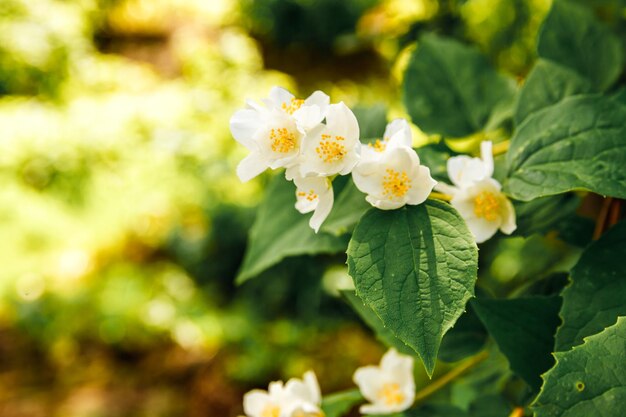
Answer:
0 0 606 415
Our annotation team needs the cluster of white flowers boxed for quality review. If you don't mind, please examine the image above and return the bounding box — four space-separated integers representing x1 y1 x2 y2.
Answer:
242 348 415 417
230 87 516 242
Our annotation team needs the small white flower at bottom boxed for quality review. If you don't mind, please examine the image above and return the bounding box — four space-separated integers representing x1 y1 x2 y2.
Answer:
448 178 516 243
243 371 322 417
360 118 413 163
352 147 436 210
294 176 334 233
353 348 415 415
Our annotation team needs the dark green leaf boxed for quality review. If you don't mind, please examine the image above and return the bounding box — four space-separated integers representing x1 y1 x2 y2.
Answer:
533 317 626 417
322 178 370 236
321 389 363 417
505 95 626 201
341 290 416 356
347 201 478 375
556 219 626 351
514 59 592 125
353 104 388 139
439 303 488 363
471 296 562 390
513 193 581 237
537 0 623 91
414 142 458 183
236 176 347 283
402 33 515 137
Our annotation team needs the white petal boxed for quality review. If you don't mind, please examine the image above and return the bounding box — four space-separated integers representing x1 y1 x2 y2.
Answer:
380 349 414 382
384 118 412 148
447 155 487 188
451 193 475 218
353 367 384 402
303 371 321 405
466 216 500 243
480 140 494 178
243 390 272 417
294 91 330 129
433 182 458 196
360 403 397 415
499 197 517 235
325 102 360 143
310 188 333 233
237 152 268 182
337 147 361 175
267 86 295 109
295 197 317 214
366 195 404 210
230 109 262 150
352 169 381 196
304 90 330 111
406 165 436 206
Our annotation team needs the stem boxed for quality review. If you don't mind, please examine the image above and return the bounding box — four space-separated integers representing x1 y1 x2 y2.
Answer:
491 140 510 156
508 407 525 417
413 350 489 405
608 199 622 228
593 197 613 240
429 192 452 201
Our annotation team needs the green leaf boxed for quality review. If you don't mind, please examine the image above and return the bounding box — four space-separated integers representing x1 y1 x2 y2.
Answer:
505 95 626 201
341 290 416 356
537 0 623 91
514 59 592 125
321 177 370 236
401 405 470 417
347 201 478 375
402 33 515 138
236 176 348 284
321 389 363 417
555 219 626 351
439 303 488 363
471 296 562 391
414 142 458 183
513 193 581 237
533 316 626 417
353 104 388 139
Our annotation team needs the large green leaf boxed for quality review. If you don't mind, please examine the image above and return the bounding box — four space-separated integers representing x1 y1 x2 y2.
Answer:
402 33 515 138
514 59 591 125
513 193 581 237
347 201 478 375
236 176 348 283
471 297 562 391
414 142 458 183
533 316 626 417
555 220 626 351
505 95 626 201
537 0 623 91
321 389 363 417
322 178 370 236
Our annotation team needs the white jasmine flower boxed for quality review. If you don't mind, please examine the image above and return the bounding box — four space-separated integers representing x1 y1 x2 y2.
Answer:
352 146 436 210
435 141 516 243
296 102 361 178
449 178 516 243
243 371 322 417
294 176 334 233
230 87 329 182
361 118 413 163
353 348 415 415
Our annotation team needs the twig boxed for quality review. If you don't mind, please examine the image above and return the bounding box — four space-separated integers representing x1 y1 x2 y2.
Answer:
491 140 510 156
593 197 613 240
413 350 489 405
508 407 525 417
429 192 452 202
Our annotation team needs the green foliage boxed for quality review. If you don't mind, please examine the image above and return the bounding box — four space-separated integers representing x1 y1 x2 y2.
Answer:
471 296 562 391
322 177 372 236
537 0 623 91
505 95 626 201
513 193 581 237
321 388 363 417
236 175 348 284
347 201 478 375
514 59 592 126
556 220 626 351
402 33 515 138
533 317 626 417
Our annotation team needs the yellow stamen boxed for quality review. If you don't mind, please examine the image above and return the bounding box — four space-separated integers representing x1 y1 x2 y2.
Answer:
378 383 405 406
282 98 305 115
383 169 411 199
261 404 281 417
316 134 347 163
368 138 387 152
270 127 297 153
473 191 501 221
298 189 318 202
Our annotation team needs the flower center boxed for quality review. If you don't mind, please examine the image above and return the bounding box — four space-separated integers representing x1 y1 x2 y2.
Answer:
282 98 305 115
270 127 297 153
316 134 346 163
261 404 281 417
473 191 501 221
378 382 405 406
383 169 411 199
298 189 318 202
368 138 387 153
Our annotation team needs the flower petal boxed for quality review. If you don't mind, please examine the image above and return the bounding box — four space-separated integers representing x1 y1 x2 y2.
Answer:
480 140 494 178
266 86 295 109
243 390 272 417
230 109 262 150
447 155 487 188
466 216 500 243
325 102 360 144
237 152 267 182
384 118 412 149
353 366 384 402
310 188 333 233
406 165 436 206
499 197 517 235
